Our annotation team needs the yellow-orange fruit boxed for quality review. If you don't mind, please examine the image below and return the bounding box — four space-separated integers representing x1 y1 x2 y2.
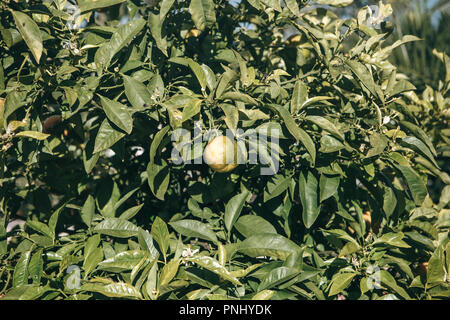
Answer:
203 136 241 173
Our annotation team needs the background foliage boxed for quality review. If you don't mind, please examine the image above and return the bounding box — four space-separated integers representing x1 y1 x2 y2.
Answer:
0 0 449 300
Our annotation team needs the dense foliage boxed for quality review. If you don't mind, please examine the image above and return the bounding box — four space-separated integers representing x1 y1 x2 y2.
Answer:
0 0 449 300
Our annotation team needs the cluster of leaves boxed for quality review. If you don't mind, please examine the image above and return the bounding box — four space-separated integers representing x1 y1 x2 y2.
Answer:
0 0 449 300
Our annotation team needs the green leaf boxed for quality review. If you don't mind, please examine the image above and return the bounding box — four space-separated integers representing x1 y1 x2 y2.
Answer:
187 256 242 285
151 217 170 260
401 136 439 169
98 250 146 272
252 290 275 300
81 281 142 299
182 98 202 122
149 126 170 164
322 229 359 246
233 50 250 87
4 90 26 122
119 204 144 220
169 219 218 244
238 233 301 260
224 190 250 232
201 64 217 91
215 68 238 99
14 131 49 140
329 272 357 296
189 0 216 31
93 119 126 153
301 96 334 109
13 251 31 287
319 135 344 153
427 245 446 286
234 215 277 238
11 11 43 63
366 133 388 158
339 242 361 257
290 80 307 113
220 104 239 133
261 0 282 12
123 75 152 110
316 0 353 6
394 164 428 206
299 170 320 229
264 174 292 202
26 220 52 238
159 258 180 286
345 60 379 99
95 19 146 70
93 218 139 238
258 266 301 291
388 80 416 97
81 195 95 227
79 0 126 13
285 0 300 16
306 116 344 141
170 58 207 91
383 186 397 218
373 35 421 61
319 174 340 202
160 0 176 19
148 12 167 55
83 137 100 174
114 188 140 212
2 285 51 300
269 104 316 163
99 95 133 134
373 232 410 248
83 235 103 276
379 270 411 300
399 121 437 157
147 160 170 201
220 91 258 105
28 250 43 284
137 228 159 258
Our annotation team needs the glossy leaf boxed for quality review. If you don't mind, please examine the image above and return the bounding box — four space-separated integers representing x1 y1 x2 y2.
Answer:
328 272 357 296
238 233 301 260
189 0 216 31
93 119 126 154
169 219 218 244
299 170 320 229
12 11 43 63
224 190 250 232
151 217 170 260
93 218 139 238
187 255 242 285
234 215 277 238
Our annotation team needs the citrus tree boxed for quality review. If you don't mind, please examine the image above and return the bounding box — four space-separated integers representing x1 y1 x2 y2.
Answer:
0 0 449 300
